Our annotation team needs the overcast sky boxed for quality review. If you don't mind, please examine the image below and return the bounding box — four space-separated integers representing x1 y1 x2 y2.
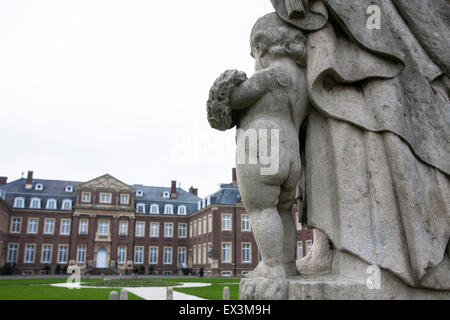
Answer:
0 0 274 197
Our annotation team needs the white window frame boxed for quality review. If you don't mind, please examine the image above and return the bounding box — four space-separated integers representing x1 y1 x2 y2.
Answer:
177 205 186 215
13 197 25 208
221 214 232 231
99 192 112 204
58 245 68 264
222 242 231 263
134 246 144 264
44 218 55 235
150 204 159 214
65 185 73 192
81 192 91 203
27 218 39 234
136 190 143 197
163 247 172 265
35 183 43 191
149 247 158 265
242 243 251 263
62 199 72 210
119 221 128 236
77 245 87 263
41 244 52 263
30 197 41 209
164 204 173 215
297 241 303 259
118 246 126 264
24 244 36 263
164 223 173 238
7 244 18 263
178 247 186 265
120 194 129 205
162 191 170 199
60 219 71 235
46 199 57 210
306 240 313 254
178 223 187 238
10 217 21 233
135 221 145 237
241 215 250 232
136 203 146 214
150 222 159 238
79 219 88 235
98 220 109 236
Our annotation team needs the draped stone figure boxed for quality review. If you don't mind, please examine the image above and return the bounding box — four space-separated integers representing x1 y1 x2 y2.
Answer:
208 0 450 299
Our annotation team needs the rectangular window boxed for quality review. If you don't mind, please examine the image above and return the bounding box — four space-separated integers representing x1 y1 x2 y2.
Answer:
149 247 158 264
222 271 232 277
208 214 212 233
119 221 128 236
98 220 109 236
58 245 68 263
203 217 207 235
222 214 232 231
134 247 144 264
164 223 173 238
99 193 112 204
81 192 91 203
24 244 36 263
118 246 126 264
189 223 193 237
60 219 71 235
79 219 88 235
44 219 55 234
241 215 250 231
41 245 52 263
178 223 187 238
120 194 129 205
164 247 172 265
193 246 197 265
27 218 38 234
297 241 303 259
77 246 86 263
178 247 186 265
203 244 207 265
10 218 21 233
198 218 202 235
242 243 251 263
222 243 231 263
135 222 145 237
7 244 18 263
193 221 197 237
306 240 312 254
197 245 201 264
150 222 159 237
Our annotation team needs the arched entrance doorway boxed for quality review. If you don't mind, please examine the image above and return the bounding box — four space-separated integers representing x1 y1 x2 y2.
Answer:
96 247 107 268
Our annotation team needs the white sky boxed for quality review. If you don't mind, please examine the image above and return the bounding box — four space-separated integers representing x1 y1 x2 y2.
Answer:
0 0 274 197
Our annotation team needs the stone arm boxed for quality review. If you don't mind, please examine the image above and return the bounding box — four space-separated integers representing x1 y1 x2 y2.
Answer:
229 68 280 110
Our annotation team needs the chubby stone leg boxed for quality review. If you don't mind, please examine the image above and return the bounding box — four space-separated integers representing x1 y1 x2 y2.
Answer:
296 229 333 274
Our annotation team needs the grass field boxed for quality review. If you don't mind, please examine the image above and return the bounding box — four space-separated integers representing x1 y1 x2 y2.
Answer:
0 278 143 300
0 277 241 300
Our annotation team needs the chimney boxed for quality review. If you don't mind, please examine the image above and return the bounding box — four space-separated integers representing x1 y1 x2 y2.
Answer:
25 171 33 189
171 180 177 198
232 168 237 186
189 186 198 196
0 177 7 185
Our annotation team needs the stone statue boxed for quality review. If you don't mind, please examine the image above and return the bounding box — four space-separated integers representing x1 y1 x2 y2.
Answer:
207 0 450 299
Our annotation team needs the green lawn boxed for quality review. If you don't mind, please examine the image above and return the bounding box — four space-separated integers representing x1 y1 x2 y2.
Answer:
0 277 241 300
0 278 143 300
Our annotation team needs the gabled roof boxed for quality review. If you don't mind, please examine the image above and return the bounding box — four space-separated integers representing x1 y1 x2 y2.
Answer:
77 174 135 191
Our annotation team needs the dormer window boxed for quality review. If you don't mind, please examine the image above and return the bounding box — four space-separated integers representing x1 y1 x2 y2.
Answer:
177 205 187 215
13 197 25 208
81 192 91 203
162 191 170 199
136 203 146 214
62 199 72 210
100 193 112 204
35 183 43 191
136 190 143 197
164 204 173 215
46 199 57 210
30 197 41 209
65 186 73 192
150 204 159 214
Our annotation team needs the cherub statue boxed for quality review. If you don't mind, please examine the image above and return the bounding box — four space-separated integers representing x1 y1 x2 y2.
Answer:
207 12 309 299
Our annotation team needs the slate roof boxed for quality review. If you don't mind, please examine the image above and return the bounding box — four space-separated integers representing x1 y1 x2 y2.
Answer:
204 183 241 207
0 177 202 215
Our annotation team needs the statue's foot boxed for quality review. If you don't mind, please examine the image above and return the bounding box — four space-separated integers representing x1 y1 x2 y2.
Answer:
240 262 288 300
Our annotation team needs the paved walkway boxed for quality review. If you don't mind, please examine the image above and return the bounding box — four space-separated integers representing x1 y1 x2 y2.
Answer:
51 282 210 300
